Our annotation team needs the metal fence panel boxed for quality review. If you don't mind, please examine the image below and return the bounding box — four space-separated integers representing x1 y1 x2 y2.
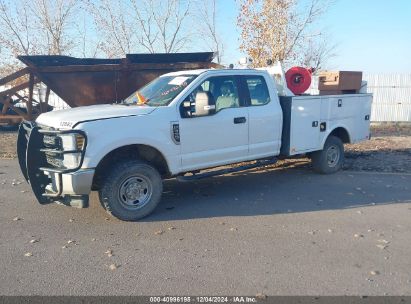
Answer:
309 74 411 122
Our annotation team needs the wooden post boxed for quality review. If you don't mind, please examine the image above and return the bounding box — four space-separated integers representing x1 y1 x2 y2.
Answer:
1 96 9 114
1 96 11 114
27 73 34 121
43 87 51 113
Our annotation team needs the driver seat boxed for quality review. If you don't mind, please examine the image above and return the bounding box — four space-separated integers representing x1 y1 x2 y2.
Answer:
216 83 238 111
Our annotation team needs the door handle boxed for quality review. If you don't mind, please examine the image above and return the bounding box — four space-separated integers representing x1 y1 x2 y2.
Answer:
234 117 246 124
312 121 318 127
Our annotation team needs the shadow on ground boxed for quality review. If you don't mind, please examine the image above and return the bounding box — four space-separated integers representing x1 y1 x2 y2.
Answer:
87 161 411 222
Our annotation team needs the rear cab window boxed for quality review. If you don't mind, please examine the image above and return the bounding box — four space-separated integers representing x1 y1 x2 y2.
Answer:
245 76 271 106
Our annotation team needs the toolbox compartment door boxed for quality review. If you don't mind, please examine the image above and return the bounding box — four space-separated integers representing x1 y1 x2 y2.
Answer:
327 95 359 120
353 95 372 142
280 97 322 155
289 98 322 154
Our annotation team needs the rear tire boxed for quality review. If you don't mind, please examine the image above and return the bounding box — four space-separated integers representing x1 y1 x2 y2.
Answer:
98 160 163 221
311 136 344 174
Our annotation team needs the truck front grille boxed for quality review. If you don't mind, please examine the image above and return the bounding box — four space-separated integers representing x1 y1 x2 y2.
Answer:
40 129 64 168
43 134 62 148
45 153 64 168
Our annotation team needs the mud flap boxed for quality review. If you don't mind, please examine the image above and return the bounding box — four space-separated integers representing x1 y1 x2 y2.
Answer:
26 127 53 204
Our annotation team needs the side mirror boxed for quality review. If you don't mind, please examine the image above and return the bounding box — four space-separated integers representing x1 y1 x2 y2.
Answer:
181 101 193 118
194 92 215 117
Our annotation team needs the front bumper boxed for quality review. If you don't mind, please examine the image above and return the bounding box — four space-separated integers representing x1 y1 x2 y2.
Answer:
17 121 93 205
45 169 95 195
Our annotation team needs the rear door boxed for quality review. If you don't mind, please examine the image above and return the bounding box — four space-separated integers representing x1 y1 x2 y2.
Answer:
243 75 283 158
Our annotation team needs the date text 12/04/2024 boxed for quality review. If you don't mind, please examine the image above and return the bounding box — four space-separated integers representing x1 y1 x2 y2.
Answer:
149 296 261 303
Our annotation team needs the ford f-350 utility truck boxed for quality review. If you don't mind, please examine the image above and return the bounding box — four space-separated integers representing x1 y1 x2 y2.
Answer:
17 68 372 221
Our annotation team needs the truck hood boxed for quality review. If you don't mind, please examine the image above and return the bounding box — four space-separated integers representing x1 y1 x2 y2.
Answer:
36 104 156 129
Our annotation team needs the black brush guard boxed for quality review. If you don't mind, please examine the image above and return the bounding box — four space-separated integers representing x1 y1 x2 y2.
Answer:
17 121 87 204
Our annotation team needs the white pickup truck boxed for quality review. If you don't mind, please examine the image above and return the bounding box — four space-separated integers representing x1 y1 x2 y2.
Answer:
17 68 372 221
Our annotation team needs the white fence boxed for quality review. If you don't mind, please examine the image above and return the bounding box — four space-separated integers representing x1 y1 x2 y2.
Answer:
310 74 411 122
363 74 411 122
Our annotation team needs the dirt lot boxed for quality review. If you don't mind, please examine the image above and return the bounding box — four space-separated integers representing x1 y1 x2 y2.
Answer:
2 124 410 173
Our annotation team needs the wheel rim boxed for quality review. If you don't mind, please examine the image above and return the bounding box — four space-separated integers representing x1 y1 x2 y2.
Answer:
118 175 153 210
326 145 340 167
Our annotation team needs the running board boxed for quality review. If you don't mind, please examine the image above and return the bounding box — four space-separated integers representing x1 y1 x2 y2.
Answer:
177 158 277 182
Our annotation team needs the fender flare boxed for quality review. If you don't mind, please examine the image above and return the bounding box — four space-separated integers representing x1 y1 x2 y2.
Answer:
320 125 352 149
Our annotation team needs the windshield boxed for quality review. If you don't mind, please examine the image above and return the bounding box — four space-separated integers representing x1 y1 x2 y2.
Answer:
124 75 197 106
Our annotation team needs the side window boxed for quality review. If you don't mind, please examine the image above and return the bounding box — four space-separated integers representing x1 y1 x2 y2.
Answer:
189 76 240 113
245 76 270 106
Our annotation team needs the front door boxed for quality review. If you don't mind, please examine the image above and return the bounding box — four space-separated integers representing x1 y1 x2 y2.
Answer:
178 75 249 172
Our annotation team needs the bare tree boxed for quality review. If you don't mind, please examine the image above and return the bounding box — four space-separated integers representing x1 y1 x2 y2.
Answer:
29 0 79 55
129 0 158 54
89 0 194 57
129 0 193 53
0 0 35 57
74 14 101 58
0 0 81 77
195 0 224 63
85 0 135 57
237 0 333 67
149 0 192 53
300 37 337 72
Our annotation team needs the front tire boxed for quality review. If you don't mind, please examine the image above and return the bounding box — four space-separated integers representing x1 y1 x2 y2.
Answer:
98 160 163 221
311 136 344 174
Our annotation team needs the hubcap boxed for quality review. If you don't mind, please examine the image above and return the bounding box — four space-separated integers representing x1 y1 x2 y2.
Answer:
118 175 152 210
326 145 340 167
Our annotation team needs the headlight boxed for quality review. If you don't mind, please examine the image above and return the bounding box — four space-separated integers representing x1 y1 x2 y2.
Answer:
58 133 85 169
59 134 85 151
41 129 86 171
62 153 82 169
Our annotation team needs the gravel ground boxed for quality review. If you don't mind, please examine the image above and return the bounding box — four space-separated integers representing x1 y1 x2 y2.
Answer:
344 136 411 173
0 130 17 159
2 124 410 173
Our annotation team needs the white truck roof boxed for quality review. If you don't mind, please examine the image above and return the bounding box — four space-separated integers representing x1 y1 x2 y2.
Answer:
163 68 269 77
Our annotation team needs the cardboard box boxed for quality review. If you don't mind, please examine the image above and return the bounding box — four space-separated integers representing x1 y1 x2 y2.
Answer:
318 71 363 91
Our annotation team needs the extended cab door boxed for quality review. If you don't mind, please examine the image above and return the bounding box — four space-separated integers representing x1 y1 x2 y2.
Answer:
243 75 283 158
178 75 249 172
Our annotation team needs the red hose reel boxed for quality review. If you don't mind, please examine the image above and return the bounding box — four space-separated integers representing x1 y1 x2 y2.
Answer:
285 67 315 95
